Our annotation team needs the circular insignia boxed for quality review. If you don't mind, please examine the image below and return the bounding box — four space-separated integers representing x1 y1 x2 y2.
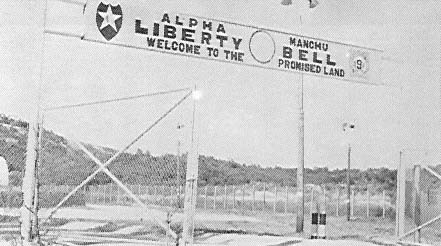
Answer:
248 30 276 64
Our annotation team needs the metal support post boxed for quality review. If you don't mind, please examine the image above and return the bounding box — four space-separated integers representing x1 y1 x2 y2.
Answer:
346 145 351 221
296 73 305 233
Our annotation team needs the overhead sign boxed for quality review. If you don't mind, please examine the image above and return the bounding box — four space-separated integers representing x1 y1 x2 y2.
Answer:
84 1 383 84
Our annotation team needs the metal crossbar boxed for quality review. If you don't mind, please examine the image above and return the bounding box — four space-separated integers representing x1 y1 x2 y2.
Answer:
42 90 192 224
76 141 177 238
44 87 191 111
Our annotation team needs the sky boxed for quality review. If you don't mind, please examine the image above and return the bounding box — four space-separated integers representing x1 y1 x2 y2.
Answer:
1 0 440 170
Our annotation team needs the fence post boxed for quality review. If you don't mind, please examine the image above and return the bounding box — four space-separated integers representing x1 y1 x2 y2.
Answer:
170 185 174 206
242 185 245 210
224 184 227 209
102 185 106 204
263 183 266 211
323 185 326 212
310 188 314 216
382 190 386 219
336 186 339 217
214 186 217 210
252 184 255 211
285 186 288 214
154 185 157 205
204 186 208 210
366 186 370 218
351 189 355 217
232 185 235 209
274 185 277 214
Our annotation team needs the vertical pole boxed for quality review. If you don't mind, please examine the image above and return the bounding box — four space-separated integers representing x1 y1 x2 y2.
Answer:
336 186 339 217
413 165 421 243
366 185 370 218
21 0 47 241
252 184 255 211
351 189 355 217
296 72 305 233
154 185 157 205
310 188 314 216
263 183 266 211
182 86 199 245
232 185 235 209
346 145 351 221
224 184 227 210
213 186 217 210
274 185 277 214
323 185 327 212
176 139 181 209
285 186 288 214
382 190 386 219
117 185 121 204
396 151 405 237
204 186 207 210
32 116 43 242
242 185 245 211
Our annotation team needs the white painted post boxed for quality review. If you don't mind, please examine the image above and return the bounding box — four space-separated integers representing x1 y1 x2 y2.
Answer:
21 0 46 242
214 186 217 210
382 190 386 219
182 88 200 245
310 188 314 215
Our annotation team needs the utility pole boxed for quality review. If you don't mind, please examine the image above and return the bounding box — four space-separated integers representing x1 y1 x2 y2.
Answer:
343 122 355 221
296 72 305 233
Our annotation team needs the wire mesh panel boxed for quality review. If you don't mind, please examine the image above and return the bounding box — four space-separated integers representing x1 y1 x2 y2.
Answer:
399 150 441 245
36 88 194 245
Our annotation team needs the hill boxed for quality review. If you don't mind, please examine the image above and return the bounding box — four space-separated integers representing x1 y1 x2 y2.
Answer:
0 114 398 191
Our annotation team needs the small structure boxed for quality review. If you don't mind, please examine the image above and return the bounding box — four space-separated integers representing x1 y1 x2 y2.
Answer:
0 156 9 186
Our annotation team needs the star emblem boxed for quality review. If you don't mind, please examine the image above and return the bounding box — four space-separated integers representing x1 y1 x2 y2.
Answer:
98 5 121 31
96 2 123 41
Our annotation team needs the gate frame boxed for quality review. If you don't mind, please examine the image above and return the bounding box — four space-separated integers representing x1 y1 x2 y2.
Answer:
396 149 441 244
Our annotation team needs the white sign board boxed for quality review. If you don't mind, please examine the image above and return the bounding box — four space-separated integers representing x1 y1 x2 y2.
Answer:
84 1 383 84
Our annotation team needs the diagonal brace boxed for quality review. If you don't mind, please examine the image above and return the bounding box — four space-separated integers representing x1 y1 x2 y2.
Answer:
76 141 177 239
42 91 192 223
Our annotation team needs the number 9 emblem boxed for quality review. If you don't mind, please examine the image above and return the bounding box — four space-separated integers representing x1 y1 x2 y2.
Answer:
349 51 369 76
